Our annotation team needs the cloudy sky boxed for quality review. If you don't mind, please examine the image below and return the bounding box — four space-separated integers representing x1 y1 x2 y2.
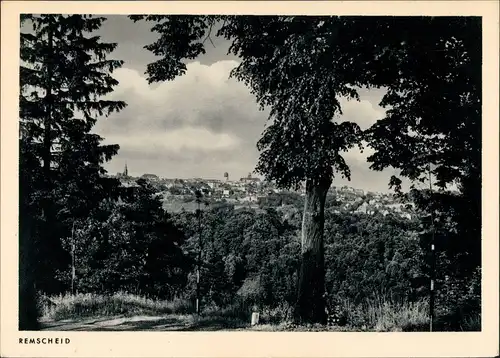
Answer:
94 15 402 192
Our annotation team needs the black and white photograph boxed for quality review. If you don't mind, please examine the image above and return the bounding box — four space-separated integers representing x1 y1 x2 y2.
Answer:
1 1 499 357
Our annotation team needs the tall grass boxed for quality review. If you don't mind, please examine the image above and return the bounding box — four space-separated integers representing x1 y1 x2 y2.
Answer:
39 292 251 330
367 299 429 331
459 313 481 331
334 297 429 331
39 292 194 321
40 292 476 332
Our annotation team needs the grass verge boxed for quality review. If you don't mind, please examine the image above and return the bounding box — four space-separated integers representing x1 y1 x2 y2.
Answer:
39 293 479 332
39 292 194 321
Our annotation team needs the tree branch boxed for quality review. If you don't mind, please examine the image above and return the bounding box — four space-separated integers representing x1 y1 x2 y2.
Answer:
202 22 216 48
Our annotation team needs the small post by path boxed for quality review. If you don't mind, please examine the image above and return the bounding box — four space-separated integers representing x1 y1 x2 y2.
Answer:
251 311 260 326
251 305 260 326
195 190 203 316
427 161 436 332
71 221 76 295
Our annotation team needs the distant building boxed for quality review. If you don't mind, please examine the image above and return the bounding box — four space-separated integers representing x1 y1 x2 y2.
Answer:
116 162 130 178
355 202 376 215
207 180 221 189
141 173 159 181
121 180 139 188
240 172 261 184
341 186 355 193
387 203 403 212
356 202 368 214
242 195 258 203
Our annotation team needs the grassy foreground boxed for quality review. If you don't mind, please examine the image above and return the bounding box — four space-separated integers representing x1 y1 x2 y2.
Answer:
37 292 445 331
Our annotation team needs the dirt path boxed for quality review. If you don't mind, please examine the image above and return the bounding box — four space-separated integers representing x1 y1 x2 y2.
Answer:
40 315 358 332
40 314 252 331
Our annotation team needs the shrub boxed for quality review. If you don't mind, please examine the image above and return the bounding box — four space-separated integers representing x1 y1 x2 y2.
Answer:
435 267 481 331
459 312 481 331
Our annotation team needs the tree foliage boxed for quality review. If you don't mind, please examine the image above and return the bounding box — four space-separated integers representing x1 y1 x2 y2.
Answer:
19 14 126 327
363 17 482 279
58 180 190 298
128 15 482 323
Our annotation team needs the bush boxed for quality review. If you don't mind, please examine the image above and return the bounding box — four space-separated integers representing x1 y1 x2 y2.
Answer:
259 303 294 325
203 300 251 321
459 312 481 331
435 267 481 331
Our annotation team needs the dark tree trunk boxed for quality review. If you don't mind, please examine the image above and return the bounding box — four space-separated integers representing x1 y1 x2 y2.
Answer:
43 21 53 179
37 21 67 295
19 207 40 330
294 176 331 324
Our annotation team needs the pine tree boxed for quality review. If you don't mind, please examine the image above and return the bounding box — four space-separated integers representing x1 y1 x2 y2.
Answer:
19 14 126 329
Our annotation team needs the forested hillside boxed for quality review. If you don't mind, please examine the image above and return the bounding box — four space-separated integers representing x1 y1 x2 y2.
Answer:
35 178 480 331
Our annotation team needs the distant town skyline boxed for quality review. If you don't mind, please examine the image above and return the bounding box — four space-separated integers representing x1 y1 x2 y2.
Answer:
94 15 409 193
115 161 264 182
112 163 401 194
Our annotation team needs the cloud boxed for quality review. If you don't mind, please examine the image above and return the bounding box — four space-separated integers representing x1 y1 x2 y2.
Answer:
94 60 396 191
102 127 240 152
338 93 386 130
336 88 386 166
98 61 266 138
93 60 268 179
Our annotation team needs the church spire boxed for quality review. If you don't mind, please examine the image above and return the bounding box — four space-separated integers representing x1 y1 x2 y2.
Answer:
124 162 128 177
